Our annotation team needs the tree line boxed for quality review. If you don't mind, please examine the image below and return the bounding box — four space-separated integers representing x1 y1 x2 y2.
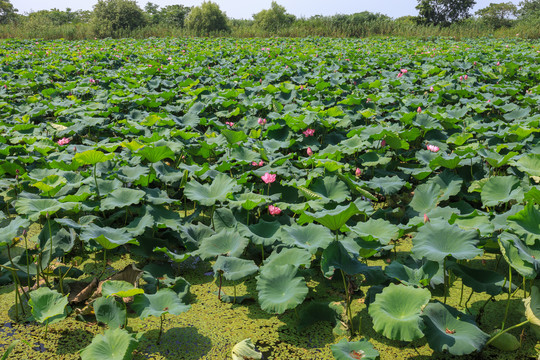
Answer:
1 0 539 38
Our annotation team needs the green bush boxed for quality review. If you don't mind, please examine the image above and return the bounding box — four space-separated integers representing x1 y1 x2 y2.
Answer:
252 2 295 32
91 0 146 38
185 1 229 35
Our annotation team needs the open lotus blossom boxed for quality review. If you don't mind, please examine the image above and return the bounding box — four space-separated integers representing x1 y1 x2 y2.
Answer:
259 160 264 166
261 172 276 184
426 144 440 152
355 168 362 177
303 128 315 137
257 118 267 125
57 137 70 146
268 205 281 216
225 121 234 127
89 78 96 84
401 69 408 73
429 86 434 92
417 107 422 113
307 147 313 156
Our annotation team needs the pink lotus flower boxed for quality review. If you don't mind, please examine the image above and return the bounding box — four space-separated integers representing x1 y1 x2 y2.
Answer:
417 107 422 113
252 161 258 166
397 72 403 78
381 139 386 147
459 76 463 81
307 147 313 156
401 69 408 73
258 118 267 125
355 168 362 177
429 86 434 92
496 61 500 66
464 75 468 80
57 137 70 146
225 121 234 127
261 172 276 184
268 205 281 215
303 128 315 137
259 160 264 166
424 214 430 223
426 144 440 153
89 78 96 84
474 61 477 65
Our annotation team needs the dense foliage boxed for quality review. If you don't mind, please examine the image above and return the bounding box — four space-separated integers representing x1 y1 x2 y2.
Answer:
91 0 146 38
0 37 540 359
185 1 229 35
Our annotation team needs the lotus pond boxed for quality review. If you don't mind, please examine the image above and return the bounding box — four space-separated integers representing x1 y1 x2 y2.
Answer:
0 37 540 359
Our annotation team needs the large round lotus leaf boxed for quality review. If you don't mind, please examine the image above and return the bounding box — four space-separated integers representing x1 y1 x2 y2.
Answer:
80 328 139 360
101 280 144 298
507 203 540 245
303 202 361 231
14 198 74 221
408 182 441 214
447 261 505 296
132 288 191 319
256 264 308 314
100 188 146 211
28 287 69 325
38 223 75 257
421 302 489 355
184 173 238 206
198 229 249 260
412 220 481 262
366 175 405 195
481 176 523 207
281 223 333 254
0 216 30 246
73 149 114 166
321 241 368 278
368 283 431 341
330 338 380 360
213 256 258 281
93 296 126 329
246 220 282 246
498 231 538 279
384 259 439 287
350 218 400 245
229 192 268 210
514 154 540 177
310 176 350 203
117 165 150 183
488 329 520 351
152 162 184 184
429 171 463 202
264 248 312 269
137 146 175 163
80 223 138 250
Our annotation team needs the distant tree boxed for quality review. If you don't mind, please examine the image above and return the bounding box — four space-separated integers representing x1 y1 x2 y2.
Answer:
519 0 540 18
252 1 295 32
0 0 17 24
185 1 229 35
160 5 191 27
91 0 146 37
416 0 476 26
476 2 517 28
144 2 161 24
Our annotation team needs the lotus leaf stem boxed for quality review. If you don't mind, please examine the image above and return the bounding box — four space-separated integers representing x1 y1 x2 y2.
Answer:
340 269 354 336
47 217 53 283
485 320 529 347
443 257 448 304
459 281 464 307
217 272 222 301
501 266 512 330
93 163 101 199
157 314 164 344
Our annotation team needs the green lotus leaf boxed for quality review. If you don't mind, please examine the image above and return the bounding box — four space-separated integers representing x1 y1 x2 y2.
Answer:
117 165 149 183
147 205 183 231
281 223 333 254
488 329 520 351
231 338 262 360
384 259 439 287
350 218 399 245
524 187 540 205
366 175 406 195
310 176 350 203
31 174 67 195
93 296 126 329
368 283 431 341
28 287 69 325
321 241 369 278
73 149 114 166
198 229 249 260
132 288 191 319
447 262 505 296
38 223 75 257
80 224 138 250
498 232 538 279
264 247 312 269
229 192 268 210
80 328 139 360
481 176 524 207
153 247 191 263
221 129 248 144
303 202 360 231
14 198 74 221
524 286 540 327
100 188 146 211
514 154 540 177
428 171 462 202
0 216 30 246
213 256 258 281
422 302 489 355
101 280 144 298
507 203 540 245
137 146 175 163
409 182 441 214
449 212 494 237
256 264 308 314
412 220 481 263
330 338 380 360
246 219 281 246
184 173 238 206
125 212 155 237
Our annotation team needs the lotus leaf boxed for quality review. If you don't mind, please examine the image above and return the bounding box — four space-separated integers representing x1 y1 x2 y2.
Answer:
80 328 139 360
212 256 258 281
256 264 308 314
330 338 380 360
28 287 69 325
93 296 126 329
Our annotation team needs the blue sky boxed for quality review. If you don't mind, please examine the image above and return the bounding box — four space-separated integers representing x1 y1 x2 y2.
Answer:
13 0 523 19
